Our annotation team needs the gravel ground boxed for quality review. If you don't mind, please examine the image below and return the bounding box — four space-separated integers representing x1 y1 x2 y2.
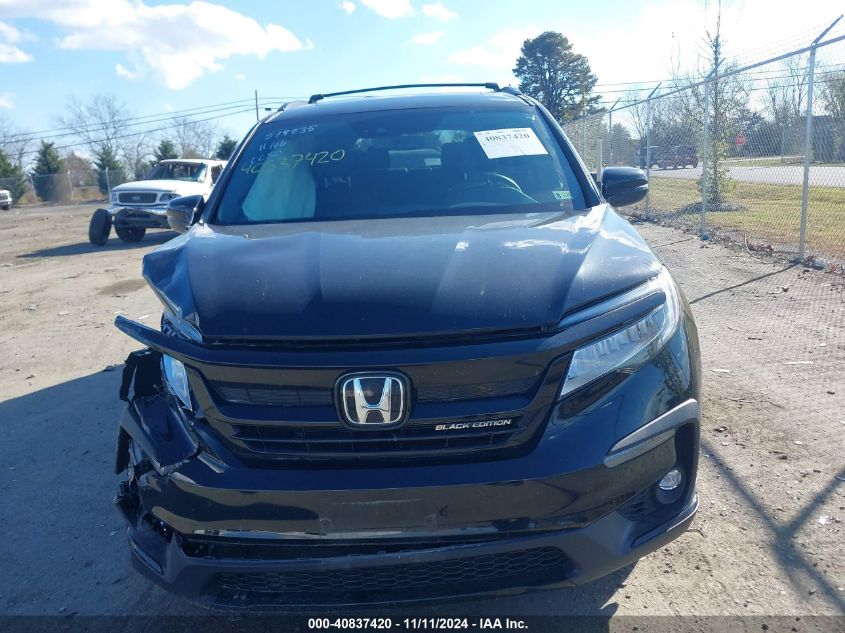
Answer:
0 204 842 619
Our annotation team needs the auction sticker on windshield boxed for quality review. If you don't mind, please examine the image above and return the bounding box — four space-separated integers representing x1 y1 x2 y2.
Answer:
473 128 548 159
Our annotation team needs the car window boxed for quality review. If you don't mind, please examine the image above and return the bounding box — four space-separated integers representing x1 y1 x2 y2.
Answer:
211 165 222 184
147 163 208 182
214 107 587 225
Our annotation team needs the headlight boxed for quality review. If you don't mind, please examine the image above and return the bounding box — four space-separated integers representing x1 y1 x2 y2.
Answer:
109 192 118 203
159 192 178 202
162 354 192 409
560 268 681 397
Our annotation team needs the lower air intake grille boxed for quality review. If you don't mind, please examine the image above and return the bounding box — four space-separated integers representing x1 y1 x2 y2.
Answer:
211 547 569 606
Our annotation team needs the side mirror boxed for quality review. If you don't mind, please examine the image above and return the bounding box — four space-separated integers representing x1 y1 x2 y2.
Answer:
601 166 648 207
166 195 205 233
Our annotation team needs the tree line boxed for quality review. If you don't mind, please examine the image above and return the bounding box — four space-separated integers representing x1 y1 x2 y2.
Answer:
0 94 240 204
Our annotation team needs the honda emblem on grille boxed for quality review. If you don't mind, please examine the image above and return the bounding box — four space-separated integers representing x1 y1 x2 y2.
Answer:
131 194 141 201
337 373 409 426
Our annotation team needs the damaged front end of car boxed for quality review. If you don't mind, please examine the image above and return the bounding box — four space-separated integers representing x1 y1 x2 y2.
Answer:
113 342 202 576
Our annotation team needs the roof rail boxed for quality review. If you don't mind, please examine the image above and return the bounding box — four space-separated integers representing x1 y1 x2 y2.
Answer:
277 100 308 112
308 83 505 104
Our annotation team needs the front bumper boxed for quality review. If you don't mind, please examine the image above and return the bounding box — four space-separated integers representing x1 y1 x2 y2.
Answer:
108 206 171 229
117 394 700 607
124 493 698 608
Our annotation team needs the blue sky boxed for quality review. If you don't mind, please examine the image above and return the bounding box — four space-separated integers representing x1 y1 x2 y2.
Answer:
1 0 844 153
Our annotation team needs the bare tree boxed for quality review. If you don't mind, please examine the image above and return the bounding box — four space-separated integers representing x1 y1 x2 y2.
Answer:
819 66 845 119
172 117 218 159
122 134 154 180
58 94 131 157
626 89 650 143
0 115 35 169
767 54 809 121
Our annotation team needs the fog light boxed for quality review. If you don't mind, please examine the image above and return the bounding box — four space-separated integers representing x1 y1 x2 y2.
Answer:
658 468 684 491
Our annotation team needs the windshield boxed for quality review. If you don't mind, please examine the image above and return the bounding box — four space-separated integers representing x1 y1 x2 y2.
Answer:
146 162 208 182
213 106 587 225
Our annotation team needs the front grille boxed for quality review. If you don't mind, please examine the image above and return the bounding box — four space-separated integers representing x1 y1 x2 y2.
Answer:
117 191 158 205
210 547 569 606
191 346 569 464
211 375 537 407
228 418 521 457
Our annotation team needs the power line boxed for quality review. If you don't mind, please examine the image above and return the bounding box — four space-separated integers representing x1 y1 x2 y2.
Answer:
4 95 299 144
18 107 257 159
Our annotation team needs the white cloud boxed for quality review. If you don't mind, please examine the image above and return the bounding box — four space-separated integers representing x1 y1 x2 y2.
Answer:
0 92 14 108
360 0 414 19
115 63 142 80
421 2 458 21
448 26 540 73
410 30 444 45
0 20 33 63
233 73 246 81
339 1 356 14
0 1 308 89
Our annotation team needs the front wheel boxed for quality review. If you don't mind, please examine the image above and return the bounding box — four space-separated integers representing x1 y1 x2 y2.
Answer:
88 209 112 245
115 226 146 243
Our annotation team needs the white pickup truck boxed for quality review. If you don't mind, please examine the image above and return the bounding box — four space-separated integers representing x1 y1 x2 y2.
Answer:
88 158 226 245
0 189 11 211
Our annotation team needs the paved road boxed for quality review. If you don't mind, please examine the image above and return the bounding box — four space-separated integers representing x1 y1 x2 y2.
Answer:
649 163 845 187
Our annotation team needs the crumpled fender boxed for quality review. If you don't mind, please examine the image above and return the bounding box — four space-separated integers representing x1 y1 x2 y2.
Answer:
114 348 198 475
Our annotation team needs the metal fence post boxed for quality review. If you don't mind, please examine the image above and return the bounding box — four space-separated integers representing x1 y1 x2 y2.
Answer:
701 70 714 238
595 138 603 183
581 117 587 158
607 98 620 166
644 84 661 216
798 17 841 260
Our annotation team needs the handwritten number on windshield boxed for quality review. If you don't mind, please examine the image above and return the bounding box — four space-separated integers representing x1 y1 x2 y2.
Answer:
241 149 346 174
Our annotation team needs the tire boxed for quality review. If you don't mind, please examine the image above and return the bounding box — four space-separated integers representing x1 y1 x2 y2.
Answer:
115 226 146 243
1 204 9 211
88 209 112 246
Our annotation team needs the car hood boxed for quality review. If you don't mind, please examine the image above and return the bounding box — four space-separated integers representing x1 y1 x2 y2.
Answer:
112 180 206 194
142 205 660 340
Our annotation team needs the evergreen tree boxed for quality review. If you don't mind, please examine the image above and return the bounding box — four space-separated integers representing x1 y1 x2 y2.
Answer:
153 139 179 163
214 135 238 160
0 148 26 203
513 32 602 122
31 141 63 202
94 145 126 194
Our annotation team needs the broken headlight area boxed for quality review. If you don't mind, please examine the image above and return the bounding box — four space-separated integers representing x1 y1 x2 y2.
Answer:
115 348 200 478
162 354 192 410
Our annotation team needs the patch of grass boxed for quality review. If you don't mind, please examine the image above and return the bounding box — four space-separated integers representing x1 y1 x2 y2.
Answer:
641 177 845 258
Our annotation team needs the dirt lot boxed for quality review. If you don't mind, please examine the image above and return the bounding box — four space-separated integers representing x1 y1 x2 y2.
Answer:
0 204 843 619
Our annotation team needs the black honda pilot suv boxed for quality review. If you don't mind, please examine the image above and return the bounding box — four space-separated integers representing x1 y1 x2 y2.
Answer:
113 83 701 608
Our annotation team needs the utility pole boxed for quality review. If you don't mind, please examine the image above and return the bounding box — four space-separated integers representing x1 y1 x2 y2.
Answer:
799 15 841 260
254 90 260 122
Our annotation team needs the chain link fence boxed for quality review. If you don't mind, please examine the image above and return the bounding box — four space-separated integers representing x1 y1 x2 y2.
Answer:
0 168 129 207
562 32 845 274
